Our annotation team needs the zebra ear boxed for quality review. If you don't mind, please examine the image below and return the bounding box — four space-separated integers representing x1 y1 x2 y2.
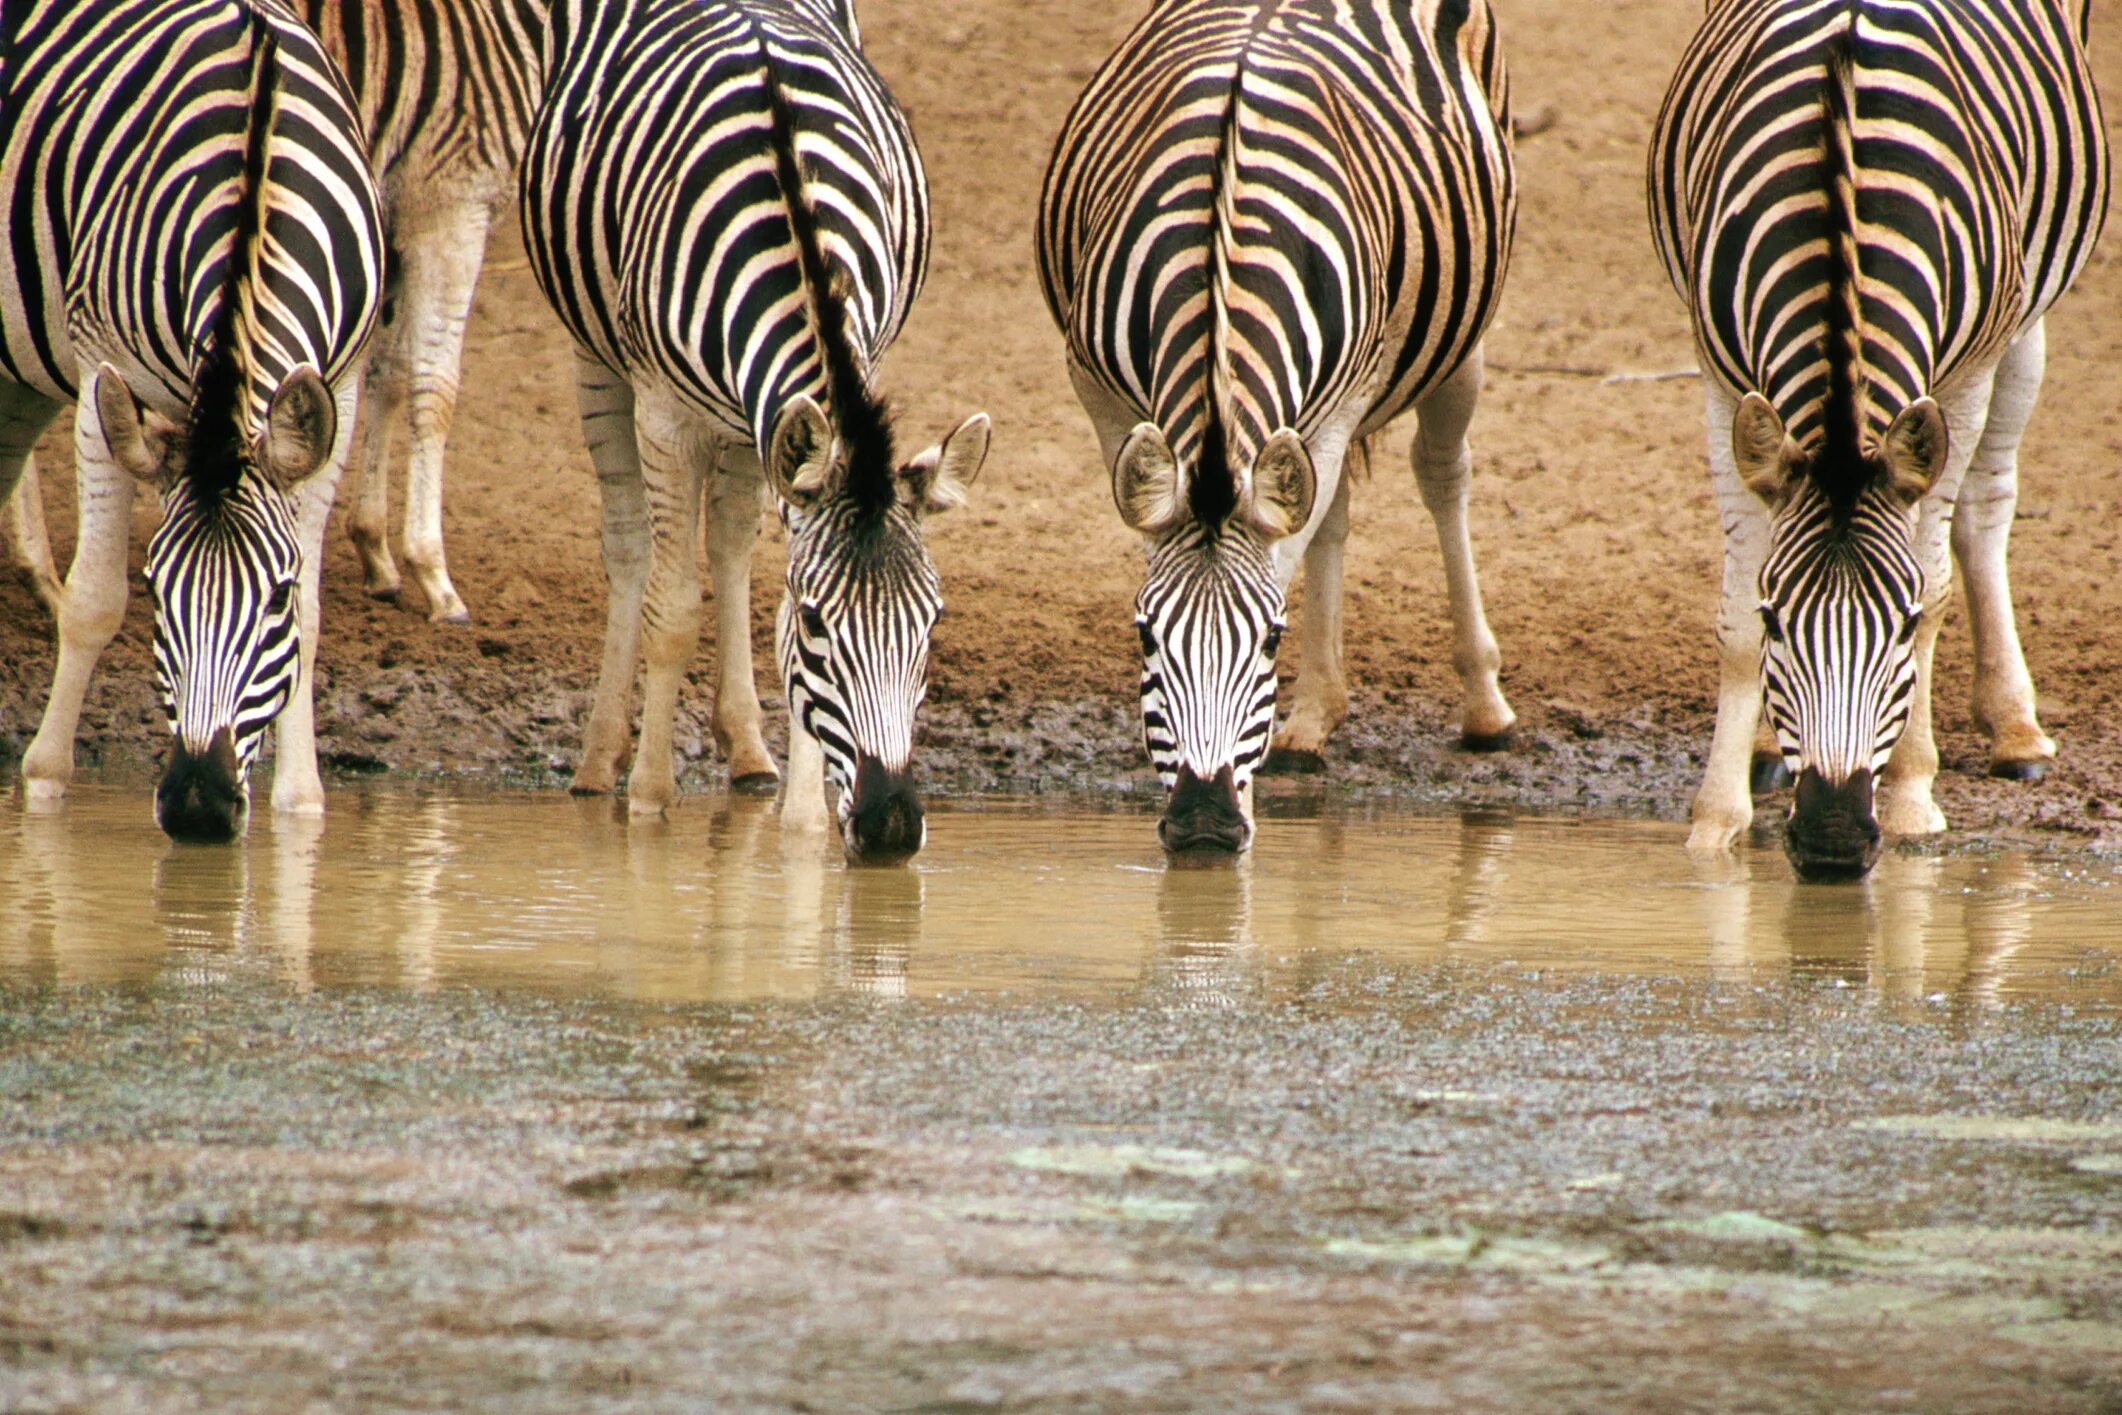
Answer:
87 363 177 485
1112 421 1184 534
766 396 839 508
1731 392 1800 505
1879 397 1948 505
900 412 989 516
259 367 337 490
1243 429 1316 541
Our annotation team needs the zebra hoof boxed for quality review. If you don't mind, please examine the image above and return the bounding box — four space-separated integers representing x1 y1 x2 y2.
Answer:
1261 746 1327 776
1459 729 1513 754
1989 758 2050 783
1750 754 1794 795
366 585 401 604
431 609 472 627
730 770 781 795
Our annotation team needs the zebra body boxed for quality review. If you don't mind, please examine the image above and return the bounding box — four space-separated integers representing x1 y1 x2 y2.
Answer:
1649 0 2107 876
1037 0 1518 852
522 0 987 861
3 0 383 839
299 0 549 624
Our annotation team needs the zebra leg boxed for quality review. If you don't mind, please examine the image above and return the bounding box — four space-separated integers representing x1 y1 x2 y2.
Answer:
268 378 359 817
21 418 138 801
0 385 63 613
572 356 648 797
1688 388 1773 855
1877 609 1950 838
349 245 409 602
1952 322 2054 779
704 447 779 790
393 200 493 626
1267 445 1354 769
782 707 830 835
1410 349 1514 749
624 390 707 816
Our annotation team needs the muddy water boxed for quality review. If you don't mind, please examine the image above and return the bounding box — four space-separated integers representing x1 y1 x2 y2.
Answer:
2 785 2118 1007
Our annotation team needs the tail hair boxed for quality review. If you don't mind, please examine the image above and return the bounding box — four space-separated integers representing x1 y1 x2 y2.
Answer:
1191 59 1245 529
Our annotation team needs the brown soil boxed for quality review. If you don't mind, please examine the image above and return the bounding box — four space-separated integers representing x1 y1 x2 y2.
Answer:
5 0 2121 848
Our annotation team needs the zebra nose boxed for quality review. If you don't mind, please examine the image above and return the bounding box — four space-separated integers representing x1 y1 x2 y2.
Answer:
1784 766 1881 882
1159 764 1249 855
845 755 924 865
155 728 247 844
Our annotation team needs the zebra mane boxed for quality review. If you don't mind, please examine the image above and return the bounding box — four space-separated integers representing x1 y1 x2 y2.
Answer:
1815 13 1869 508
762 62 896 517
187 18 281 503
1191 50 1245 531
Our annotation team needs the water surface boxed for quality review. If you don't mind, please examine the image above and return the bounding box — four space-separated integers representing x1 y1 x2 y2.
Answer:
3 785 2116 1008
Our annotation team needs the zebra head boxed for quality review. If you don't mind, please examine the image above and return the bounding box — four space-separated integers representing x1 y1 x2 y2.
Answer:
85 361 338 843
1114 421 1316 855
767 396 990 865
1733 391 1949 881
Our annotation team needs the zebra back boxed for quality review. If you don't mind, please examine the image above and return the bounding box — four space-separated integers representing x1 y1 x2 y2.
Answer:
295 0 547 206
524 0 925 458
1036 0 1514 493
1649 0 2108 455
0 0 380 426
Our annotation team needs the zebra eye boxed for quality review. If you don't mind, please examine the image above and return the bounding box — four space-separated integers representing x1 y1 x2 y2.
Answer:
1262 622 1285 659
1898 608 1923 643
1759 604 1784 644
800 602 827 638
268 580 295 615
1135 618 1155 656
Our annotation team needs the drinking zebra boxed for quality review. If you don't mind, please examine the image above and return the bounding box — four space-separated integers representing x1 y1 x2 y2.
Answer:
521 0 989 863
1650 0 2107 879
300 0 547 625
2 0 382 840
1038 0 1519 853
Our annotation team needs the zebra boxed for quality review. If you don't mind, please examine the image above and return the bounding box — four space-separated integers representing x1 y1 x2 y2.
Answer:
1038 0 1519 853
1649 0 2108 879
301 0 548 625
521 0 989 863
2 0 382 841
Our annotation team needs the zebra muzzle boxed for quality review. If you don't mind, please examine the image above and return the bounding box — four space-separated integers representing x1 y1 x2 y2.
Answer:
1784 766 1882 882
1159 764 1249 856
156 728 248 844
844 755 925 866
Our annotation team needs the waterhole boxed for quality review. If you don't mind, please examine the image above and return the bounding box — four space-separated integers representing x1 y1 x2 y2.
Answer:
3 783 2116 1007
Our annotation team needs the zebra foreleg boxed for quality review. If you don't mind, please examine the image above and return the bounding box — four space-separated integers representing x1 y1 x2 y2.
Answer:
268 382 358 817
1877 607 1949 838
22 423 139 802
1410 350 1513 749
1267 449 1353 770
1952 323 2054 779
1688 388 1773 855
704 448 779 790
391 199 491 626
349 246 410 602
623 392 707 817
572 357 647 797
780 705 830 835
0 385 63 614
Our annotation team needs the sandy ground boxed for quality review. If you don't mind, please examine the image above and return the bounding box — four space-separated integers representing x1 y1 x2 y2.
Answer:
4 0 2121 847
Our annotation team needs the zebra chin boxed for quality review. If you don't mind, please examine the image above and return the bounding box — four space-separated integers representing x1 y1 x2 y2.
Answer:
839 754 926 866
1157 764 1251 857
1783 766 1882 883
155 728 249 844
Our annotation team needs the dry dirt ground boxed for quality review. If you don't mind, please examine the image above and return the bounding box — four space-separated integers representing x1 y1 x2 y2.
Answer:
5 1 2122 848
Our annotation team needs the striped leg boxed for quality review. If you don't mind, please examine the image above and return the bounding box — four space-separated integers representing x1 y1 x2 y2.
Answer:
0 386 62 613
781 695 829 835
1953 322 2053 779
393 200 490 625
625 388 707 816
571 355 647 797
1410 347 1513 748
268 377 360 817
1689 386 1773 855
1268 446 1353 766
21 412 138 801
703 445 778 789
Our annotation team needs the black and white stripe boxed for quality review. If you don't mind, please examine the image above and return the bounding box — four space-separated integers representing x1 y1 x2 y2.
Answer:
1038 0 1518 850
522 0 986 861
4 0 383 839
1649 0 2108 872
301 0 549 624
